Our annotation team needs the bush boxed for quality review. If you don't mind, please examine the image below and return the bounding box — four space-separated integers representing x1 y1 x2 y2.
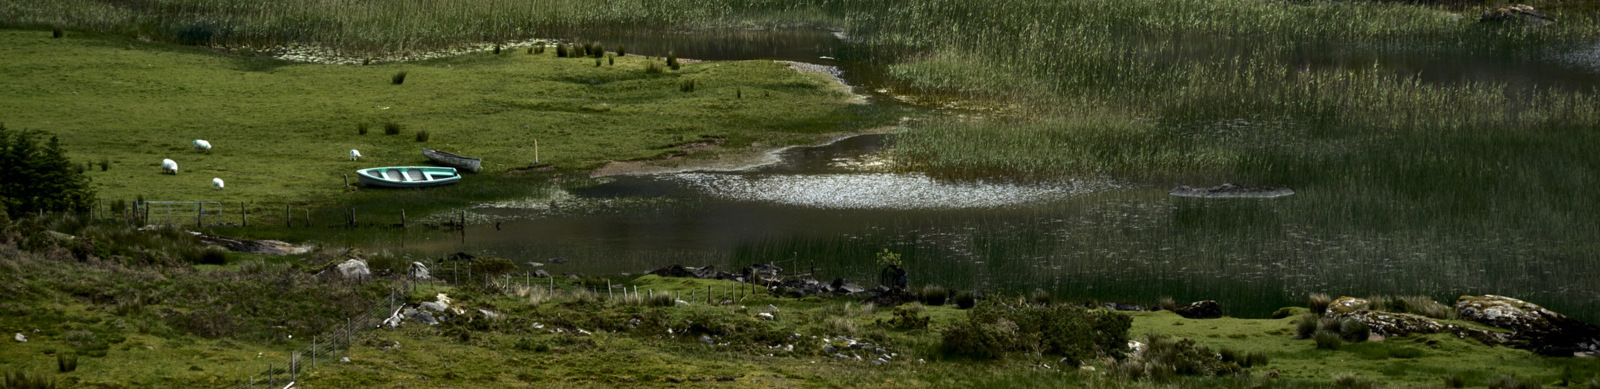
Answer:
383 122 401 135
954 291 976 309
556 44 567 57
415 130 429 142
595 58 601 67
3 369 55 388
1309 293 1331 315
1338 318 1370 343
667 51 680 70
51 26 63 39
920 285 948 306
57 354 76 372
1141 335 1244 377
608 56 614 66
1028 289 1052 305
391 71 407 85
590 42 604 58
357 123 368 135
1295 313 1318 339
493 45 501 55
883 304 929 330
616 44 626 56
941 297 1131 361
1314 328 1342 350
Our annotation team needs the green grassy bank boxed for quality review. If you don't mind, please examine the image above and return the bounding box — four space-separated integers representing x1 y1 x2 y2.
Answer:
0 28 883 227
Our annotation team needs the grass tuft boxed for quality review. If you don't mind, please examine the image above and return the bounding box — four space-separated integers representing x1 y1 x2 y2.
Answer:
383 122 400 135
1309 293 1332 315
3 369 55 389
644 61 663 74
616 44 625 57
415 130 429 142
390 71 406 85
51 26 62 39
920 285 948 306
357 123 369 135
57 354 77 373
667 51 679 70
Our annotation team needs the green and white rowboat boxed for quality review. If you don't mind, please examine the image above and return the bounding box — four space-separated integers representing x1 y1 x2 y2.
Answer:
356 166 461 188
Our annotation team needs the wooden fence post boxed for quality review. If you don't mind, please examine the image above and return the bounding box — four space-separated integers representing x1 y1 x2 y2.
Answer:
241 202 247 228
286 205 291 228
197 202 204 228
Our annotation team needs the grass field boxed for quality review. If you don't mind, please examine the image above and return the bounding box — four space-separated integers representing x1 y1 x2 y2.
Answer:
0 28 883 225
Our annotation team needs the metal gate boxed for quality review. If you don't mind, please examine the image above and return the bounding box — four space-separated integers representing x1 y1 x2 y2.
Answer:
136 201 224 228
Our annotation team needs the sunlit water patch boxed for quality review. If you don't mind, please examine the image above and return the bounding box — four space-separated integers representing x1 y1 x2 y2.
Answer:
665 172 1113 209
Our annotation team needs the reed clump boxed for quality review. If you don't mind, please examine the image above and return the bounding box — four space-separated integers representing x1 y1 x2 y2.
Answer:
391 71 407 85
383 122 401 135
415 130 430 142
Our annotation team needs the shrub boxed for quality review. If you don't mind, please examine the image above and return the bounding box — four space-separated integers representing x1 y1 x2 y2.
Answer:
391 71 406 85
493 45 501 54
415 130 429 142
57 354 77 372
921 285 948 306
1028 289 1052 305
590 42 604 58
1309 293 1331 315
535 44 545 54
1295 313 1318 339
954 291 976 309
883 304 929 330
941 297 1131 361
526 47 533 54
1314 328 1342 350
595 58 601 67
609 56 614 66
1338 318 1370 343
52 26 63 39
616 44 626 56
3 369 55 388
383 122 401 135
556 44 567 57
357 123 369 135
1141 335 1244 377
667 51 680 70
644 62 663 74
1158 296 1178 311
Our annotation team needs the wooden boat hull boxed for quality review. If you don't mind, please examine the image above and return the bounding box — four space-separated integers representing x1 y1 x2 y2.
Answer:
356 166 461 188
422 148 482 173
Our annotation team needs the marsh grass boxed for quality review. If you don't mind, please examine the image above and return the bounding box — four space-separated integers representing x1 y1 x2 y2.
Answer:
415 130 429 142
383 122 401 135
356 123 369 135
390 71 407 85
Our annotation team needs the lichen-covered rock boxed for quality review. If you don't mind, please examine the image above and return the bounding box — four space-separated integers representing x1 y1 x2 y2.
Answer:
1173 300 1222 319
1328 297 1369 314
1327 310 1509 345
408 261 430 280
1456 295 1600 356
336 259 370 280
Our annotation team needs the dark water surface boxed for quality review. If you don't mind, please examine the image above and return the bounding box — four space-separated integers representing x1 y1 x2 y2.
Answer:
369 29 1600 322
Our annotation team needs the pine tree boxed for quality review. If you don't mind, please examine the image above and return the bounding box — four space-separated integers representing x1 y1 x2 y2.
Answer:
0 124 94 216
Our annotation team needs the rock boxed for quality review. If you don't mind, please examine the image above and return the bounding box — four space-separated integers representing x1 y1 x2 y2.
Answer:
1172 300 1223 319
691 265 736 280
549 257 568 264
830 278 866 295
1329 310 1510 345
1456 295 1600 356
1169 183 1293 199
765 304 780 313
648 264 697 278
478 309 500 319
382 307 405 328
1329 297 1370 314
336 259 370 280
409 262 430 280
419 301 449 312
1481 4 1555 25
823 344 838 353
757 312 775 321
863 286 919 307
565 273 583 279
13 333 25 342
526 262 544 267
700 335 714 344
533 269 550 278
742 263 783 284
878 265 908 290
1105 302 1147 312
341 357 350 363
197 234 312 255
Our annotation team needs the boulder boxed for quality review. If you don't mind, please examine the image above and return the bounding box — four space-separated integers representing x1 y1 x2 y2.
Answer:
1480 4 1555 25
742 263 783 284
1456 295 1600 356
1329 297 1370 314
648 264 696 278
533 269 550 278
878 266 908 290
13 333 24 343
382 307 405 328
1172 300 1223 319
830 278 866 295
336 259 370 280
409 261 430 280
409 310 439 325
863 286 919 307
1329 310 1511 345
1104 302 1148 312
549 257 568 264
691 265 735 280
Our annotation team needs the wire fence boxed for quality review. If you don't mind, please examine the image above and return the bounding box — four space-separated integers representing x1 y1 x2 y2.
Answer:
224 278 412 389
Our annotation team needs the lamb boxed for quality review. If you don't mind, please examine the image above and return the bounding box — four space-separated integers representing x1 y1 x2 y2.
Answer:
212 177 225 190
350 149 362 161
161 159 178 174
192 139 211 153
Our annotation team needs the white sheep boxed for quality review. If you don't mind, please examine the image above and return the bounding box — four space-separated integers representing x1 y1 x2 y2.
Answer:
349 149 362 161
212 177 225 190
193 139 212 153
161 159 178 174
